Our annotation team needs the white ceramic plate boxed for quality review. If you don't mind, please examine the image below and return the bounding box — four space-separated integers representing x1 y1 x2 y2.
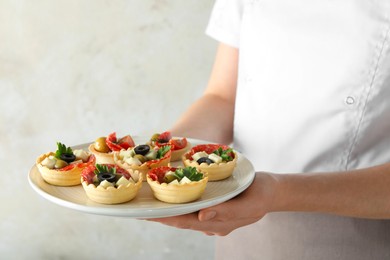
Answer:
28 137 255 218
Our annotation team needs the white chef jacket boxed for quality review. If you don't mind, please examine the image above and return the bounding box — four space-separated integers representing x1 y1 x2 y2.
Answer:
206 0 390 259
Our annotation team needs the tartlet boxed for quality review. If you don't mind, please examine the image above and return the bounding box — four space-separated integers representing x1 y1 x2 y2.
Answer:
147 166 208 203
182 144 237 181
114 144 171 181
148 131 191 161
81 164 142 204
88 132 135 164
36 142 96 186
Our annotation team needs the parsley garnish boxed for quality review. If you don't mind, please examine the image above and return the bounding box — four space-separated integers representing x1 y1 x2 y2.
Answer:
55 142 73 159
94 164 116 175
174 167 204 182
213 147 234 162
156 146 171 159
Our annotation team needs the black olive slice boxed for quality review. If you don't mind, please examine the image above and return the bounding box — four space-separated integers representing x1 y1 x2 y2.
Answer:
134 144 150 155
97 172 117 183
60 153 76 163
197 157 214 165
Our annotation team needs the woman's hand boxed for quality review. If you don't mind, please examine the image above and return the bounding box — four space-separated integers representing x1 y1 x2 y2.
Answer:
146 172 278 236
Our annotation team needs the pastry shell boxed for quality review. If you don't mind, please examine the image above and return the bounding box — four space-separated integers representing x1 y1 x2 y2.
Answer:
36 152 95 186
182 145 238 181
81 169 143 205
170 141 191 162
146 169 208 204
88 143 114 164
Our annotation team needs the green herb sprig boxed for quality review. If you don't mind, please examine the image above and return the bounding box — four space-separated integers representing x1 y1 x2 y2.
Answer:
213 147 234 162
173 167 204 182
55 142 73 159
94 164 116 175
156 146 171 159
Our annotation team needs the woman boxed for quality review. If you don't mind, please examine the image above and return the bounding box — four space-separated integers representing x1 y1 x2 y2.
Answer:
149 1 390 259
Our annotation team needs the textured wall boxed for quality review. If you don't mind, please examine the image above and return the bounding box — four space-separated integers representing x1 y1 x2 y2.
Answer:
0 1 217 259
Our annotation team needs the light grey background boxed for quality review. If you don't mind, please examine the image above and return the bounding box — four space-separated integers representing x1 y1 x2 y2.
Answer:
0 1 217 259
